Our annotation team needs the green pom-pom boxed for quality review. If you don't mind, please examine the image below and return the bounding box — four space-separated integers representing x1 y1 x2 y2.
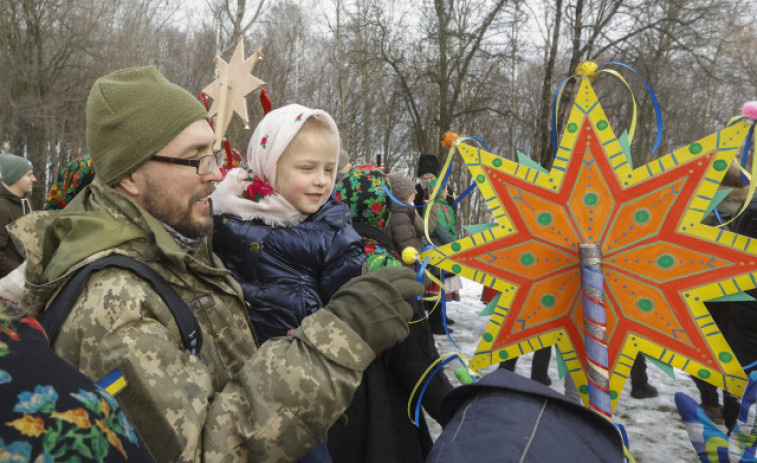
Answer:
454 366 475 384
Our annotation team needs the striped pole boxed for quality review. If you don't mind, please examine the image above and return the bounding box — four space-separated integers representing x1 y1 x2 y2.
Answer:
579 242 612 418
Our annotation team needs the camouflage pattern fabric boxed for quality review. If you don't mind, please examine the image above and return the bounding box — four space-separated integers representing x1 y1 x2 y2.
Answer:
10 177 376 462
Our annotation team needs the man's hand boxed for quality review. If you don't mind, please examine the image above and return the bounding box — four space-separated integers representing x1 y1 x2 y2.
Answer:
325 267 423 353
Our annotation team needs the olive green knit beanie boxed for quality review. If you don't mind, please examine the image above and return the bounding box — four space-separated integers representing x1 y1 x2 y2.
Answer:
86 66 209 186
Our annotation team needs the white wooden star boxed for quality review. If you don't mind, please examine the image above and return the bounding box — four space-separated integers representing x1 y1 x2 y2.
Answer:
201 37 265 150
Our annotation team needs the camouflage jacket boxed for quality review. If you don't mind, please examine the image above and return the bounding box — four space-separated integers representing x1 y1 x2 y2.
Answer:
11 177 375 463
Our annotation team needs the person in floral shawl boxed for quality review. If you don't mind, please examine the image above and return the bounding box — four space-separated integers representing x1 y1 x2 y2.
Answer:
0 299 155 462
44 155 96 210
334 165 404 272
330 165 453 463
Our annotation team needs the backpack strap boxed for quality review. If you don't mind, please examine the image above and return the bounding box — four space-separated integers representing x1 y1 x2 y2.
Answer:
41 254 202 356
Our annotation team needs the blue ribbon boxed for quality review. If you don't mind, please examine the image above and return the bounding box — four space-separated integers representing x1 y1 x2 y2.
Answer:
740 123 755 186
413 355 469 426
451 182 477 209
380 185 425 209
551 74 578 156
417 257 430 287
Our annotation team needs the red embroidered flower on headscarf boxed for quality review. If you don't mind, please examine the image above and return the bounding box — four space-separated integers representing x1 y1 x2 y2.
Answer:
244 175 276 202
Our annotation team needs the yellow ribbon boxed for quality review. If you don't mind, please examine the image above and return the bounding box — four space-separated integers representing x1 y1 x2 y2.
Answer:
597 69 638 145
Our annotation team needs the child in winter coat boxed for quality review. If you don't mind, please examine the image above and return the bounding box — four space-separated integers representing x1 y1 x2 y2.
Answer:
385 172 440 262
330 166 453 463
211 104 366 463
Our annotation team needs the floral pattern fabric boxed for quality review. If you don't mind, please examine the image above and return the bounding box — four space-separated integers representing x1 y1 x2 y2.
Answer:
335 165 403 272
44 156 96 210
0 312 154 462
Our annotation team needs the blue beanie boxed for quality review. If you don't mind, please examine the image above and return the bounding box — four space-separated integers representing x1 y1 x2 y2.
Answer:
0 152 33 186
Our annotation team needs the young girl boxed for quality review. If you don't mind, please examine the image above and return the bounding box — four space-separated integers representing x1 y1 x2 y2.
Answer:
211 104 366 462
212 104 365 343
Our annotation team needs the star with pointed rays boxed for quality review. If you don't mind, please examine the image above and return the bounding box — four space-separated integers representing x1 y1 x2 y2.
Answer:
202 37 265 149
422 78 756 412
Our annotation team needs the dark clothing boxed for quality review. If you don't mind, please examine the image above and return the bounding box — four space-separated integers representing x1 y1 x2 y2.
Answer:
413 183 456 210
428 369 624 463
214 197 365 342
331 167 454 462
0 309 156 462
630 355 649 388
0 183 26 277
328 298 452 463
703 294 757 432
498 347 552 385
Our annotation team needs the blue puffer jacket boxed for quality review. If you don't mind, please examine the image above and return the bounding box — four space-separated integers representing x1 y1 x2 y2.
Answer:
213 197 366 343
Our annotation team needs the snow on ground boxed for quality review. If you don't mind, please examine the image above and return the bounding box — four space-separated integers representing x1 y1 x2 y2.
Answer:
427 279 711 462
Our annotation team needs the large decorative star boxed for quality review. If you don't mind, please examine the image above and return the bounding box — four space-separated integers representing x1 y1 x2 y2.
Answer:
201 37 265 150
423 78 755 411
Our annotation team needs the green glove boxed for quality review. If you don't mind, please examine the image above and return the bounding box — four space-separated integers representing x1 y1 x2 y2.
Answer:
325 267 423 353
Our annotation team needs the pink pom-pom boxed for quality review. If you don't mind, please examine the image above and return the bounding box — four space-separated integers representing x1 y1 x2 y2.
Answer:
742 101 757 120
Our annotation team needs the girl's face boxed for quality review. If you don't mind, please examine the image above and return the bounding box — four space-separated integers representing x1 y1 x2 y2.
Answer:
275 130 337 214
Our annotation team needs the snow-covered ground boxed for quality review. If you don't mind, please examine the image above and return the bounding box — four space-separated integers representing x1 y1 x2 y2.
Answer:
429 280 708 463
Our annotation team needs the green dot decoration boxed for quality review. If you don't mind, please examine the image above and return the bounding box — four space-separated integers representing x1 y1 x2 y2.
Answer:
483 333 493 342
451 242 461 252
452 264 462 273
689 143 703 155
698 369 711 379
579 385 589 394
567 123 578 133
476 174 486 183
583 192 599 207
520 253 535 266
719 351 733 363
498 350 509 360
657 254 675 269
493 158 503 167
636 298 654 313
633 209 651 225
537 212 553 226
596 120 608 130
541 294 556 308
610 390 618 400
713 159 728 171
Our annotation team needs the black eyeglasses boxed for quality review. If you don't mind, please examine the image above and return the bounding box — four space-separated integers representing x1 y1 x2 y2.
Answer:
150 152 223 175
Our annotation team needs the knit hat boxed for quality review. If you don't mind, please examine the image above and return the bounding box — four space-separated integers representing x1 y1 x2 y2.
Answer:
246 103 340 189
338 148 351 171
417 154 439 178
86 66 209 186
0 152 32 186
387 173 415 202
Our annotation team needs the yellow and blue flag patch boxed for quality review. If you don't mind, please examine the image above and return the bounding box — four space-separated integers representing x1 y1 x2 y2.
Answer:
97 367 127 396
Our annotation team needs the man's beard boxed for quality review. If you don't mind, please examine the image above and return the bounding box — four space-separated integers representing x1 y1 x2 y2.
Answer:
141 176 213 240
